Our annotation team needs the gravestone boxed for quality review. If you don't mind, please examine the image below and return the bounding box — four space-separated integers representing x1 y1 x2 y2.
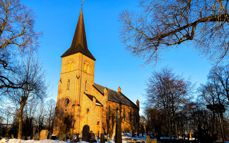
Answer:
39 130 49 140
152 139 157 143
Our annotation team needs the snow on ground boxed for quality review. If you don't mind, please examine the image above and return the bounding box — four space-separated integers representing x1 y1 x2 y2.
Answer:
0 139 66 143
0 139 144 143
0 139 108 143
0 135 146 143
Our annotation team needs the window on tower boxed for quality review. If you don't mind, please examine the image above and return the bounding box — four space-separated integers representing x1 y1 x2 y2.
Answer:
87 65 90 73
83 62 87 72
85 80 88 91
83 62 90 73
67 79 70 90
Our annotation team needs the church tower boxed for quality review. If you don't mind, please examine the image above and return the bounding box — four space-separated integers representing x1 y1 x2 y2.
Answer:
53 7 139 138
53 9 96 135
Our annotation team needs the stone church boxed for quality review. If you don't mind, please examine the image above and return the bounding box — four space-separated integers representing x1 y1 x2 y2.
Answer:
53 9 140 137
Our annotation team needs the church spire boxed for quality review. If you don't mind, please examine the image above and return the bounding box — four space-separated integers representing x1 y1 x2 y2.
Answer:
61 9 95 60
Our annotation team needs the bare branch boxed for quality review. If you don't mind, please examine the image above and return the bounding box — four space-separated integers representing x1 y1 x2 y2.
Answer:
121 0 229 62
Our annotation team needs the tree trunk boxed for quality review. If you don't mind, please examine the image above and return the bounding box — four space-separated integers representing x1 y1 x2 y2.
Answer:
18 107 23 139
218 113 225 142
18 100 26 139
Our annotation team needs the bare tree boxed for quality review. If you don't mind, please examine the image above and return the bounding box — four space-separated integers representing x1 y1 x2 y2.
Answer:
121 0 229 62
5 56 46 139
45 99 55 132
0 0 37 49
0 1 43 138
24 97 39 120
23 98 39 138
139 115 146 136
0 0 38 89
191 106 217 143
146 68 190 135
200 64 229 141
36 102 46 134
208 64 229 102
145 108 162 135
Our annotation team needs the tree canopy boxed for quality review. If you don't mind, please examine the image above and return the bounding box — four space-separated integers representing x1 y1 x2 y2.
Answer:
121 0 229 62
0 0 38 89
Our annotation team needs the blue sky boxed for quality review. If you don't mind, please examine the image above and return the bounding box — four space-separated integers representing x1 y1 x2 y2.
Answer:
21 0 213 114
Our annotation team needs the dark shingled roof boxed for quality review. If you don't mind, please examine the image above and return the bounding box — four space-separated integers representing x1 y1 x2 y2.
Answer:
61 10 95 60
93 83 138 109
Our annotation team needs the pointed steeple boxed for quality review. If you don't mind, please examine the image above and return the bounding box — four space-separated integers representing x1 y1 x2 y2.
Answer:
61 9 95 60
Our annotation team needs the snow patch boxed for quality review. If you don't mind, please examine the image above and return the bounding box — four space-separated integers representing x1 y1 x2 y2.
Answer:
0 139 66 143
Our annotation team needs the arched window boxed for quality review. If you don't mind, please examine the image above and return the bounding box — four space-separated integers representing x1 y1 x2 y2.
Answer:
67 79 70 90
65 98 70 107
83 63 87 72
83 62 90 73
87 65 90 73
85 80 87 91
